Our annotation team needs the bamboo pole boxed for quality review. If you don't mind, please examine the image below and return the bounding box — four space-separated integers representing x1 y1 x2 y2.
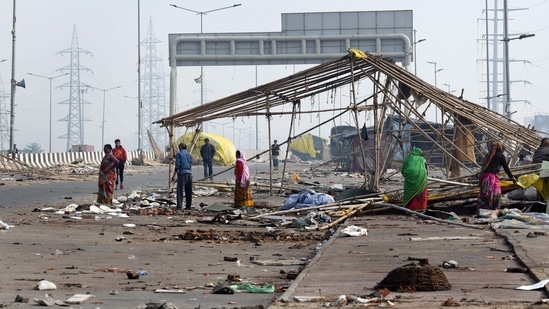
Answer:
279 102 298 194
349 58 368 190
267 94 273 196
374 202 484 229
249 196 382 219
318 201 371 230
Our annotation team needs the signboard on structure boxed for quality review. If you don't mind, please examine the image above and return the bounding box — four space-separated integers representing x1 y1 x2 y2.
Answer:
168 10 413 67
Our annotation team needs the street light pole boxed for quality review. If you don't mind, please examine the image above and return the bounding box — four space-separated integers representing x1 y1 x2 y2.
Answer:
501 33 536 118
27 72 68 152
427 61 444 124
426 61 444 88
91 86 121 147
501 0 535 118
138 0 142 151
170 3 242 133
503 0 511 118
413 29 426 75
442 83 452 93
9 0 17 158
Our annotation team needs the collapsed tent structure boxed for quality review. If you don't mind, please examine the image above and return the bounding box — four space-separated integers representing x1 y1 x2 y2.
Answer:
176 132 236 166
289 134 327 162
155 49 544 191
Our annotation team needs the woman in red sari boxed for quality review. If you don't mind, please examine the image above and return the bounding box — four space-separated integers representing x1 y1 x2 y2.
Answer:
97 144 119 205
234 150 254 207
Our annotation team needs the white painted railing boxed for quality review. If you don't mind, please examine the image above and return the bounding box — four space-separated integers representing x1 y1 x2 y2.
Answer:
1 150 156 170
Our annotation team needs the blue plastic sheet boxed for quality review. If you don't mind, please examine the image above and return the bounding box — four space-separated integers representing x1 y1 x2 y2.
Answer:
280 189 335 211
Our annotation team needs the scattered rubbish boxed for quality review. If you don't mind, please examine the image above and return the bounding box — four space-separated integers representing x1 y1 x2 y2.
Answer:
291 217 314 228
290 172 301 184
516 279 549 290
123 223 136 228
64 204 78 213
64 294 95 305
193 186 219 197
442 260 459 269
212 282 234 294
328 183 344 191
137 302 180 309
441 297 460 307
283 269 300 279
33 293 56 306
335 188 377 201
137 270 150 276
154 289 186 294
0 220 10 230
251 259 306 266
505 267 528 273
331 295 347 306
35 280 57 291
109 289 119 295
340 225 368 237
126 271 140 279
89 205 102 214
293 296 325 303
224 256 238 262
409 236 484 241
229 283 274 293
227 274 241 282
14 294 29 303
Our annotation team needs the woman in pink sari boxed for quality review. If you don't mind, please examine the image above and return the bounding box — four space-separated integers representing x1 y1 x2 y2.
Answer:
476 141 516 210
234 150 254 207
97 144 119 205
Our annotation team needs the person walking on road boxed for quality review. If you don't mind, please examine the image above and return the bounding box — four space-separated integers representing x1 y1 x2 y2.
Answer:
234 149 254 207
173 143 193 209
476 141 517 210
401 147 428 212
200 138 215 180
271 140 281 171
112 139 127 189
97 144 119 205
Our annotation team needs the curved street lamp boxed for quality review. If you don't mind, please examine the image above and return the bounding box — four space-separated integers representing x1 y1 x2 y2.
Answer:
413 29 426 75
170 3 242 133
90 85 122 147
27 72 69 152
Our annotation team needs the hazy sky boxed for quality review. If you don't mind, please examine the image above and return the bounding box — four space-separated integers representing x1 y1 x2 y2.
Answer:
0 0 547 152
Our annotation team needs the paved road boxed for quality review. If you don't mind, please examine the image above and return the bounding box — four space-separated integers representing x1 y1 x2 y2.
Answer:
0 166 170 208
0 161 281 208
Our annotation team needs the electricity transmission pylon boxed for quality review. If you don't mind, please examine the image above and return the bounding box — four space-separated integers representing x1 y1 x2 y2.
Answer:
57 25 92 151
141 18 167 151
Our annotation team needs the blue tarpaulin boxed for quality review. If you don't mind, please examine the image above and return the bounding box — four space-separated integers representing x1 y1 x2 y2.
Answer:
280 189 335 210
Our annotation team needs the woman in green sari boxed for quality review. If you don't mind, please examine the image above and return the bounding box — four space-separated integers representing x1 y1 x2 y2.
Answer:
401 147 428 212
